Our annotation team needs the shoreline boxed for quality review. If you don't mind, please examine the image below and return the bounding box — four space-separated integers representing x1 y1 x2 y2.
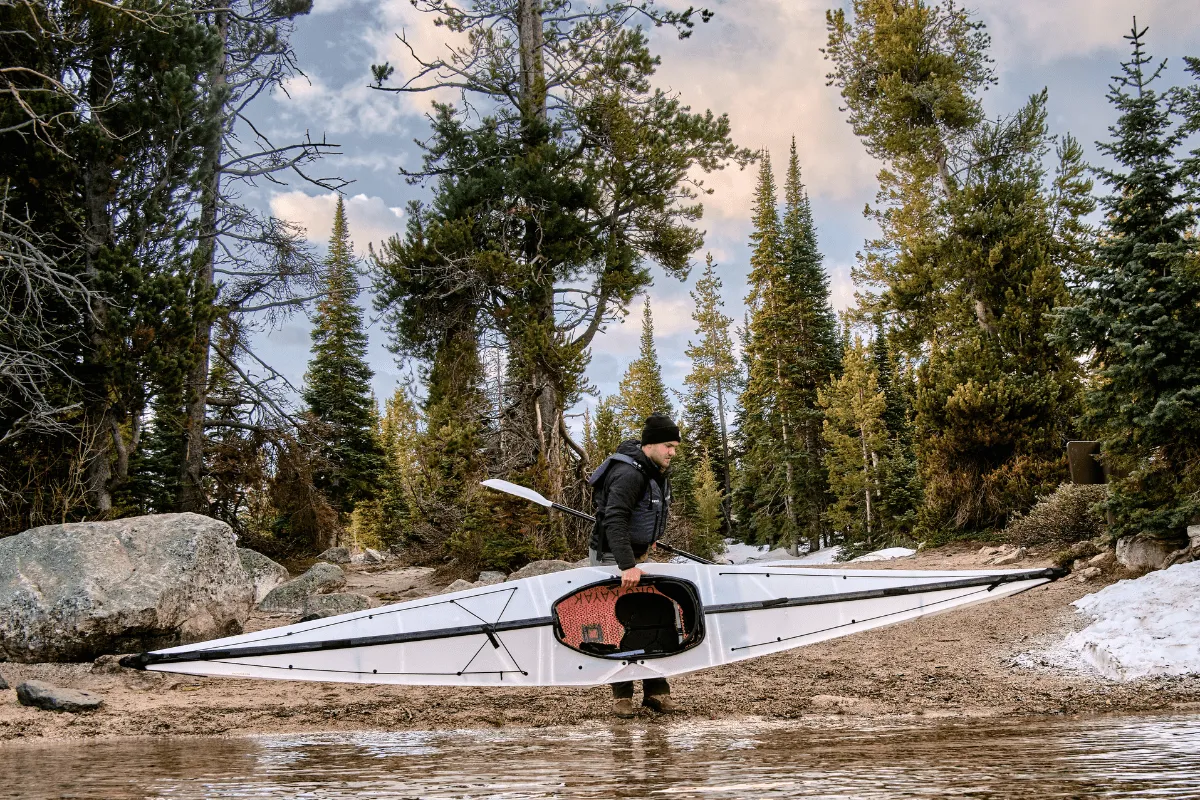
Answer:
3 544 1199 741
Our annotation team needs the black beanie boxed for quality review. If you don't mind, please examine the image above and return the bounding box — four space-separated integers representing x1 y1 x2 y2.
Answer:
641 412 680 445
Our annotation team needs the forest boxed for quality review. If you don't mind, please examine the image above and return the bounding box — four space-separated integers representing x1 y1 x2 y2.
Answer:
2 0 1198 572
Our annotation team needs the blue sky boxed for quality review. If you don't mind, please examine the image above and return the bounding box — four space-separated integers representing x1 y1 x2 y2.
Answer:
245 0 1200 424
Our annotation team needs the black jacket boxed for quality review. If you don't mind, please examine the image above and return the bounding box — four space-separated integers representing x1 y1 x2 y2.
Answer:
589 439 671 570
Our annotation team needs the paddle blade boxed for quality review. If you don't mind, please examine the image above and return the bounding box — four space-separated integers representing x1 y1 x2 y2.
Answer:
481 479 552 507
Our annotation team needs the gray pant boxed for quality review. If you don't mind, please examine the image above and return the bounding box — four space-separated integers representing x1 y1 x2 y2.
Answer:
589 548 671 700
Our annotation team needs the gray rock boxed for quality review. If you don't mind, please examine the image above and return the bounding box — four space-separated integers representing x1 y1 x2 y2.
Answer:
0 513 254 663
506 560 576 581
362 548 387 564
1088 551 1116 568
1116 534 1179 571
0 671 8 690
991 547 1026 566
316 546 351 564
238 548 290 604
1075 566 1102 582
257 562 346 613
573 557 591 567
301 593 372 619
16 680 103 712
91 654 132 674
440 579 478 595
476 571 506 585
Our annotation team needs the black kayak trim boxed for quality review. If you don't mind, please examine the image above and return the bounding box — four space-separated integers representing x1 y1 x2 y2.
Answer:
121 567 1064 669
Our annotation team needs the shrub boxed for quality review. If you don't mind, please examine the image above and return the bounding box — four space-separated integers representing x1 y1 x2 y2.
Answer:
1004 483 1108 547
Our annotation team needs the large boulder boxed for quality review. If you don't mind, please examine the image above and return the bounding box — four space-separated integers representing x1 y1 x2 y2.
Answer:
1116 534 1180 571
15 680 103 712
316 546 351 564
0 513 254 663
257 562 346 613
238 548 290 604
302 593 371 619
506 560 576 581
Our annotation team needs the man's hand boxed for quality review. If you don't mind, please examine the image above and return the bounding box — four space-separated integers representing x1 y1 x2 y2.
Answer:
621 567 644 589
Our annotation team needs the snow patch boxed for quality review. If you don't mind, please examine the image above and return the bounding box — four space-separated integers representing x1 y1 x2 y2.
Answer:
1063 561 1200 681
850 547 917 562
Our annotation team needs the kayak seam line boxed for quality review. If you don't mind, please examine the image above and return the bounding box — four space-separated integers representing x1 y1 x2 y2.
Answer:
729 586 993 652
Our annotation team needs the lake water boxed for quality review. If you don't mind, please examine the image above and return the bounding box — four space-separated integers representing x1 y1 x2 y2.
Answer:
2 713 1199 798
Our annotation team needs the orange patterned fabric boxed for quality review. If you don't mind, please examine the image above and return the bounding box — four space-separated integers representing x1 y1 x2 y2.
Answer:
555 584 680 649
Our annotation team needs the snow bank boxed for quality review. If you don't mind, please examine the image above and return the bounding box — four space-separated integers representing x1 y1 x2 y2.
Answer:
850 547 917 562
1065 560 1200 681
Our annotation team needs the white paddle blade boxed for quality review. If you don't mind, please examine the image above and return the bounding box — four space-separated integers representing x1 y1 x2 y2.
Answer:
481 479 552 507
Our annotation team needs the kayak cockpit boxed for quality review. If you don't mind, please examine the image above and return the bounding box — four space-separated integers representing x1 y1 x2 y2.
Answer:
551 576 705 659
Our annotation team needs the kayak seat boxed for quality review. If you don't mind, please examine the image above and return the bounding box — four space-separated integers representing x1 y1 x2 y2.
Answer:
552 577 705 660
615 593 682 653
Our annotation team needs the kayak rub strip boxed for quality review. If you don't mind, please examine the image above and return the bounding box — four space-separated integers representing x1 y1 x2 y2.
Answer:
121 565 1063 685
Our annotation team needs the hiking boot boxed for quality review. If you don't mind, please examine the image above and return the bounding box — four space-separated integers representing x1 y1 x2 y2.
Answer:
642 693 678 713
613 697 636 718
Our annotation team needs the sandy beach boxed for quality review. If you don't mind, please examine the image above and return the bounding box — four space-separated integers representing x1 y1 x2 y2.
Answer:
2 544 1198 741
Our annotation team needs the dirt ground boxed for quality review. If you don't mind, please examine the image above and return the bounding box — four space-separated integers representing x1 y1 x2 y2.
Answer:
2 544 1198 741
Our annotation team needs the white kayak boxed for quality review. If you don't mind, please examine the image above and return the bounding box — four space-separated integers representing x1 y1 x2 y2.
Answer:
123 563 1062 686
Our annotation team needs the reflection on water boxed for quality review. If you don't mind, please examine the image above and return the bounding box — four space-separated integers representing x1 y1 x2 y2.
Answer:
2 713 1199 799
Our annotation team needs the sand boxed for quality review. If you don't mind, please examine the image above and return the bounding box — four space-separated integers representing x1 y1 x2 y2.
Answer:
2 544 1198 741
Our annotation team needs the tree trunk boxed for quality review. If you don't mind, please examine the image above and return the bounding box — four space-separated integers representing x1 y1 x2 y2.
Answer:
81 39 117 516
179 8 228 513
715 378 732 526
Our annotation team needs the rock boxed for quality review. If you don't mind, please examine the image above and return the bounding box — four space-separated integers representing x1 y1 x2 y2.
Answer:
316 546 351 564
16 680 103 713
301 593 372 619
91 654 132 674
476 571 506 585
979 546 1003 556
1088 551 1116 569
573 557 591 567
507 560 577 581
238 548 290 604
257 563 346 613
1075 566 1102 582
0 672 8 690
991 547 1026 566
0 513 254 663
1116 534 1179 571
440 579 478 594
362 548 387 564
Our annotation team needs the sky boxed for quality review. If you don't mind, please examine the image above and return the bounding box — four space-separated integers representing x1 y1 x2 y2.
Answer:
244 0 1200 426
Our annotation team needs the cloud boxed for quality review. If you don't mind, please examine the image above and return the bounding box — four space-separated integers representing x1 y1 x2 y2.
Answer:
986 0 1200 64
269 191 405 254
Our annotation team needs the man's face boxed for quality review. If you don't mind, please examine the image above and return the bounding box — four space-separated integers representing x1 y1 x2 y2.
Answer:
642 441 679 470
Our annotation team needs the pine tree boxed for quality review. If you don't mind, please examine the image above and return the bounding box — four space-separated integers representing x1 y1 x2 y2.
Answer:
819 336 887 554
871 317 921 538
616 297 673 437
1062 25 1200 541
593 396 622 459
826 3 1086 534
690 447 726 561
303 197 385 518
684 253 739 517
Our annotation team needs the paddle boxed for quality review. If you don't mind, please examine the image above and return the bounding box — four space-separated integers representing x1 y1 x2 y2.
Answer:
480 479 715 565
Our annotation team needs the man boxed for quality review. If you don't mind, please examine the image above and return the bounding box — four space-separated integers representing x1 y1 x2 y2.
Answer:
588 412 680 718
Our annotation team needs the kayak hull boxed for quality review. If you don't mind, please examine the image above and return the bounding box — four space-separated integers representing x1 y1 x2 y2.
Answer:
134 563 1056 686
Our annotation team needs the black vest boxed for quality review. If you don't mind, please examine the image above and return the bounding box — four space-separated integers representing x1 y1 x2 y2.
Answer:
588 453 671 555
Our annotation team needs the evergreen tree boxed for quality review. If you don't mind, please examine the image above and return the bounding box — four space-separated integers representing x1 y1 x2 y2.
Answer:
826 2 1087 534
734 146 837 552
303 197 385 517
593 396 622 459
616 297 673 437
690 447 726 561
819 336 887 554
683 253 739 517
1062 25 1200 541
871 318 922 539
